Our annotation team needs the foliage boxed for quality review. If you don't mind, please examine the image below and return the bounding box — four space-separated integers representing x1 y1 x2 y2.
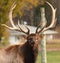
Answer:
0 37 10 48
15 0 46 16
0 0 9 42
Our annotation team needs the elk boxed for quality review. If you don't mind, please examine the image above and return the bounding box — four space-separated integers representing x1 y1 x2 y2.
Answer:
1 1 56 63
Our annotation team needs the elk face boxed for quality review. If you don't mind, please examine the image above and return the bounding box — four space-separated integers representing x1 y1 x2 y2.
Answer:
26 34 42 45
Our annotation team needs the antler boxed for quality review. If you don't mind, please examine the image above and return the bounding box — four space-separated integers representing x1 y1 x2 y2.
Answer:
42 1 57 32
36 1 57 33
1 2 30 35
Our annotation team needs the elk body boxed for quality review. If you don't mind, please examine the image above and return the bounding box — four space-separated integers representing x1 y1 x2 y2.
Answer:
0 34 41 63
1 1 56 63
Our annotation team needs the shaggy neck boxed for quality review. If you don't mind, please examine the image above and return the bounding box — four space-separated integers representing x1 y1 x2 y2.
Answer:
23 41 38 63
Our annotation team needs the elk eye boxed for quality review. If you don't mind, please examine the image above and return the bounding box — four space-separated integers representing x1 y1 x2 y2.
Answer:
28 38 34 43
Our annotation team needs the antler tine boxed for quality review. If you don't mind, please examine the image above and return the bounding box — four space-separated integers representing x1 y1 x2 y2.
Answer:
18 20 30 35
25 25 30 34
42 1 57 32
10 1 16 11
1 24 15 30
36 25 40 33
36 22 47 33
36 25 46 34
9 2 17 28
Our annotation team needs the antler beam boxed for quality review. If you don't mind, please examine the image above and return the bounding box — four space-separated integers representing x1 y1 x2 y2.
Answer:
42 1 57 32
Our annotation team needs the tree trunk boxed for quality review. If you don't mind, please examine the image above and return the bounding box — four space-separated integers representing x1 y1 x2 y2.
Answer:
40 7 47 63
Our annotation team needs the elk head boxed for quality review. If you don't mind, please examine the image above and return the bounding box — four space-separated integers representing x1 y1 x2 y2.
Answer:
1 1 57 45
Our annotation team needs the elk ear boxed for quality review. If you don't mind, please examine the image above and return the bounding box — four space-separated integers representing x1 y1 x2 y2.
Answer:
39 34 44 39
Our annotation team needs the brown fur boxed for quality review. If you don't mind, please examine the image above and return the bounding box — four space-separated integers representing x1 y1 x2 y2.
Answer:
0 34 42 63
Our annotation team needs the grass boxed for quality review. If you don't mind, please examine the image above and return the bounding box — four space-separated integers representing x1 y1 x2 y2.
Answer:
36 51 60 63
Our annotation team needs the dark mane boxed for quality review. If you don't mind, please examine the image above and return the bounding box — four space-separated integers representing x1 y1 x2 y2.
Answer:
23 40 38 63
